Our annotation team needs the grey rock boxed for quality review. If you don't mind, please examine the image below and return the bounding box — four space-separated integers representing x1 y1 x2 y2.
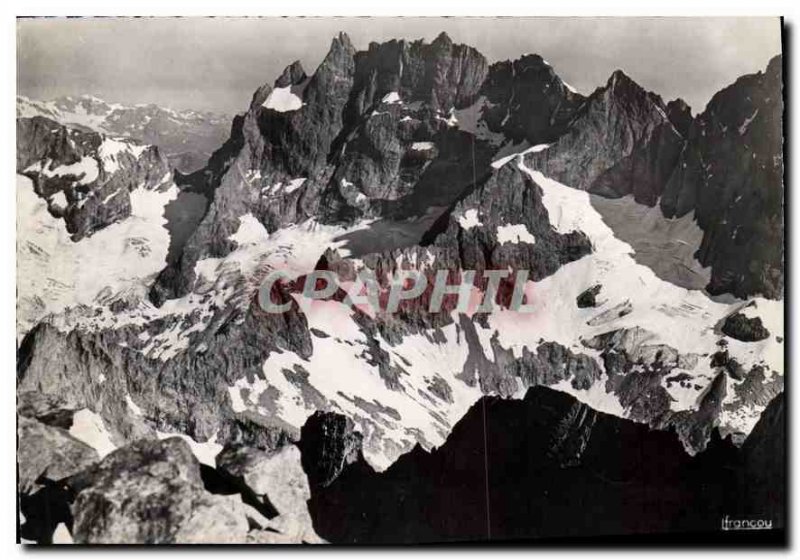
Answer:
576 284 602 308
18 416 98 494
275 60 308 88
481 54 585 144
68 437 249 544
524 69 684 206
722 311 771 342
17 294 312 448
660 56 783 299
17 391 79 430
216 444 322 542
17 116 172 241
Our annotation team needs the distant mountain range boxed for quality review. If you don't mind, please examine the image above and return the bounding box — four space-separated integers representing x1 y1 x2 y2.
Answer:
17 94 230 173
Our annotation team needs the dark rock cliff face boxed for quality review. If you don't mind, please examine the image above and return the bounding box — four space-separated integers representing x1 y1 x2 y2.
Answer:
481 54 585 145
302 386 785 544
343 32 488 117
524 70 684 206
17 116 171 240
661 55 784 299
738 392 785 529
300 412 365 488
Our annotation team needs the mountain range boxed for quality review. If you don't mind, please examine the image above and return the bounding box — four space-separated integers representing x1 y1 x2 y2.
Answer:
17 94 230 173
16 31 784 544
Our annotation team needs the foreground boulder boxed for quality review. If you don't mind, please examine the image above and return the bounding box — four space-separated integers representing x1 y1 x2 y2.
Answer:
67 437 249 544
18 416 98 494
217 444 322 542
17 391 80 430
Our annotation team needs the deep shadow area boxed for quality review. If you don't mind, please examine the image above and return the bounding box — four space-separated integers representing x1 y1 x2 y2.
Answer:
333 206 446 258
162 190 208 264
305 387 785 545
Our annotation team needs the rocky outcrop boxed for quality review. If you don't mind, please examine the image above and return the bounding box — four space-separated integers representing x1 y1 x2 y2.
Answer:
67 438 250 544
18 416 99 494
576 284 602 308
19 434 322 545
149 33 358 304
480 54 585 144
426 163 593 280
660 56 783 299
524 69 684 206
17 291 312 448
722 311 771 342
666 98 693 137
300 411 364 488
304 162 594 350
345 32 488 116
17 391 79 430
216 444 321 542
580 326 738 455
17 116 172 240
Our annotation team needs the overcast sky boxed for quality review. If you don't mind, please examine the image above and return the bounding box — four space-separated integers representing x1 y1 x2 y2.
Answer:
17 17 782 116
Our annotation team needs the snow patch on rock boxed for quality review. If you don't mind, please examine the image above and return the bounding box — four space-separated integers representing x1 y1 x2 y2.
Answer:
263 86 304 112
457 209 482 230
381 91 402 104
125 394 144 416
496 224 536 245
26 157 100 185
156 431 223 467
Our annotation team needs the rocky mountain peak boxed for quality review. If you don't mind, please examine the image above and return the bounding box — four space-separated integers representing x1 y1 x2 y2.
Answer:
331 31 356 56
521 64 683 205
660 56 783 298
479 53 584 145
603 68 658 106
432 30 453 47
275 60 308 88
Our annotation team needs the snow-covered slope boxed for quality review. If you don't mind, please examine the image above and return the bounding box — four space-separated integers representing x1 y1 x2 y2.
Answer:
17 159 781 470
213 159 783 468
16 174 178 339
